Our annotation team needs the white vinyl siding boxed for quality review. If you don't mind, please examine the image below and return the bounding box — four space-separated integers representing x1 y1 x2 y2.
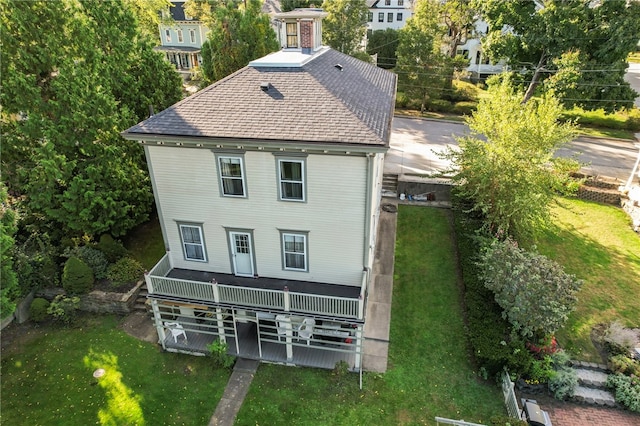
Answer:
147 147 367 285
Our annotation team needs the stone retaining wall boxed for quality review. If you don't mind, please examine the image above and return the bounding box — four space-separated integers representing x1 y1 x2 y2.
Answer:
37 280 144 316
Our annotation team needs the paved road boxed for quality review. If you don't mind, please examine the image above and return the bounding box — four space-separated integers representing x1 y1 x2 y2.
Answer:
624 62 640 108
386 116 640 182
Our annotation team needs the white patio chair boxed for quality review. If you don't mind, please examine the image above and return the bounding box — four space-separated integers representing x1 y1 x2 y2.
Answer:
297 318 315 346
165 322 187 343
275 314 292 342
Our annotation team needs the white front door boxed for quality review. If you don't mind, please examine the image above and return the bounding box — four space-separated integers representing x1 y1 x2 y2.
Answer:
230 232 254 277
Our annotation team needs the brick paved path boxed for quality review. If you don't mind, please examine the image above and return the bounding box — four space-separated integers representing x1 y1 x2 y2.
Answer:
520 392 640 426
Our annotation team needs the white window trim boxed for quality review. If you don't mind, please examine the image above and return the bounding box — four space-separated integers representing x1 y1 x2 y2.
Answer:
177 29 183 43
217 154 247 198
179 223 207 262
277 158 306 202
281 231 308 272
165 29 171 43
189 29 196 43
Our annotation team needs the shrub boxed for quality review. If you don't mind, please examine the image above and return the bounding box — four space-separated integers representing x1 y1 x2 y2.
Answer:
207 340 235 369
395 92 408 109
47 294 80 325
29 298 50 322
427 99 454 113
63 246 109 280
609 354 640 376
62 257 94 295
606 373 640 412
106 257 144 288
548 351 578 400
453 101 477 115
96 234 128 263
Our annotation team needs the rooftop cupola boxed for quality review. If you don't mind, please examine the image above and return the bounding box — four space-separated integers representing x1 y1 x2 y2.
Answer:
273 8 327 54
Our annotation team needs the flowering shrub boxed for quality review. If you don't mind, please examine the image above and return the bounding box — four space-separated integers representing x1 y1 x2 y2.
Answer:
527 336 559 358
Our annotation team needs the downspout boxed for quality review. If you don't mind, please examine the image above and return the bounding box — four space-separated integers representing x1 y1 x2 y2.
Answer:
363 153 374 270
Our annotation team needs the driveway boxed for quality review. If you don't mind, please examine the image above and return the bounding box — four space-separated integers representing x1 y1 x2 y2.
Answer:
387 116 640 182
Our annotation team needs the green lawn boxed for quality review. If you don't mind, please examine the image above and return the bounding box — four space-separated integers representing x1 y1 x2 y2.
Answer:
235 206 505 425
0 315 230 425
537 198 640 362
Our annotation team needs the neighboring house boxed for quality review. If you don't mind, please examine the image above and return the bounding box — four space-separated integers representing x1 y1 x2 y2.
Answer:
122 9 397 372
366 0 413 32
155 1 209 79
453 20 506 83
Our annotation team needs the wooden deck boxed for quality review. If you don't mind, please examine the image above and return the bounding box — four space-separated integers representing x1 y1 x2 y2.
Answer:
163 322 357 370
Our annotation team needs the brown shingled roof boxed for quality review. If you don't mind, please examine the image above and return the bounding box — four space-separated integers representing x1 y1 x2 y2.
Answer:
123 48 397 148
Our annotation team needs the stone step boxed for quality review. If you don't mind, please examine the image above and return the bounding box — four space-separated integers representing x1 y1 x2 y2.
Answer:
572 385 616 407
575 367 609 388
570 360 610 372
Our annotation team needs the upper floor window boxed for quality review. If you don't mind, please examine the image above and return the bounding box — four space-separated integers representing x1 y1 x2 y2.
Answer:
378 12 384 22
387 12 393 22
179 223 207 262
397 13 403 21
217 155 246 197
398 0 404 5
165 29 171 43
385 0 391 5
177 29 183 43
184 10 193 20
189 29 196 43
278 158 305 201
368 12 373 22
281 232 308 271
286 22 298 48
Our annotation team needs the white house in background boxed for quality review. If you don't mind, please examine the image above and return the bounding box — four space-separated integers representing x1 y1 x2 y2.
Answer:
366 0 413 32
122 9 397 372
155 1 209 79
452 19 506 82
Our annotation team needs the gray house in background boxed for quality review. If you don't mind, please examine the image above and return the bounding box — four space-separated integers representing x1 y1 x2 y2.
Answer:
122 9 397 372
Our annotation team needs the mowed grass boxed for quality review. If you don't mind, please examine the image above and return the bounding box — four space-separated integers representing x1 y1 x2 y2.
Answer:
235 206 504 425
0 315 230 425
537 198 640 362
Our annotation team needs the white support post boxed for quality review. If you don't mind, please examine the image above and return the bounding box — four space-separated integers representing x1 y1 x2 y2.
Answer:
215 308 226 344
144 270 154 294
354 324 363 370
151 300 165 349
283 286 290 312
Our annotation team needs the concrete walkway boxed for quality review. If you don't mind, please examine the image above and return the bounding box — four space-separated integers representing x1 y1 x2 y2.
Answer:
208 358 259 426
362 198 398 372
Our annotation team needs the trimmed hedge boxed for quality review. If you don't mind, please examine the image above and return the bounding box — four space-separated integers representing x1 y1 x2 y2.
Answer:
62 257 94 295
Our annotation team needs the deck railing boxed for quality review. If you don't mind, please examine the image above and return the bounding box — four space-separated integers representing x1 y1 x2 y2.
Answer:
145 256 365 319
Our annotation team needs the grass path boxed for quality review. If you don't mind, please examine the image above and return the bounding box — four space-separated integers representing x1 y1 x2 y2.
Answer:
235 206 504 425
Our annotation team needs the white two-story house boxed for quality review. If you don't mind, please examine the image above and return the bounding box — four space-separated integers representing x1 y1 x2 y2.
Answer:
155 1 209 78
366 0 413 32
122 9 397 372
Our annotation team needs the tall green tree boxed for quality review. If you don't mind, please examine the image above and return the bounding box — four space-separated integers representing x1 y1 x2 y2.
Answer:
1 0 182 238
440 0 478 58
199 0 279 83
321 0 368 55
441 79 579 240
396 0 446 111
480 0 640 110
366 28 399 69
0 185 19 318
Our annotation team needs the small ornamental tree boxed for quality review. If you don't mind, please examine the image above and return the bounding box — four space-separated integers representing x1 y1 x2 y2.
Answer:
479 237 583 339
62 256 95 295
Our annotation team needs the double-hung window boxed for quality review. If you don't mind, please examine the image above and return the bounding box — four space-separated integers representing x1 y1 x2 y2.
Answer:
165 29 171 43
378 12 384 22
189 29 196 43
177 29 183 43
278 158 305 201
218 155 246 197
286 22 298 48
281 232 308 271
387 12 393 22
179 223 206 262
